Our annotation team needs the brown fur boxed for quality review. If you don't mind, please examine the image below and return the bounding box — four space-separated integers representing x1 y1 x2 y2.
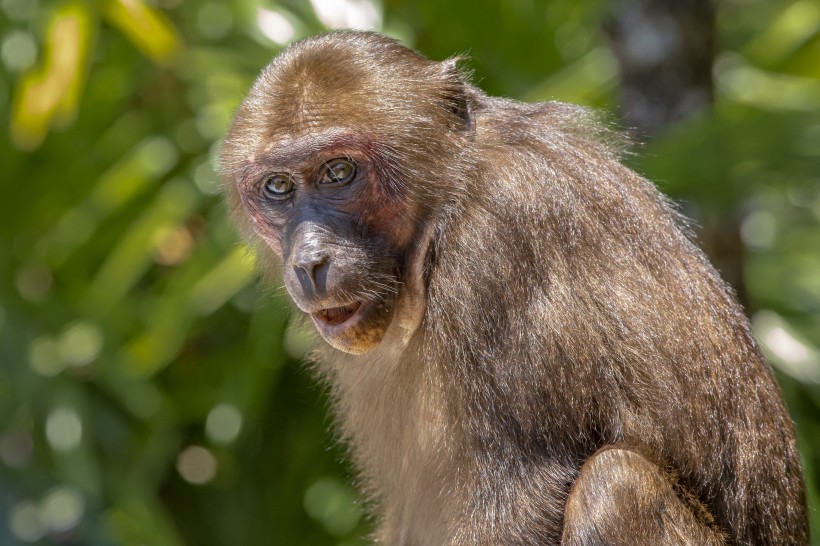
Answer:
221 31 808 545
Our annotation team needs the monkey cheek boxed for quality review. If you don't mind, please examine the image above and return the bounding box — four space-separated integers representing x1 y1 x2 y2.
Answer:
391 271 428 344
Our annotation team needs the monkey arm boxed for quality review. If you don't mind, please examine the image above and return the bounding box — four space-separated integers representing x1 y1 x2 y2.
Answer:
561 446 726 546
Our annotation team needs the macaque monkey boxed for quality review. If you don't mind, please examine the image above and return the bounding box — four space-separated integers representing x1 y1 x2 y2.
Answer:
220 31 808 545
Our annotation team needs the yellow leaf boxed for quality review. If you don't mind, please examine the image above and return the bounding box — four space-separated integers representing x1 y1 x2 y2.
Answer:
10 3 93 150
103 0 182 64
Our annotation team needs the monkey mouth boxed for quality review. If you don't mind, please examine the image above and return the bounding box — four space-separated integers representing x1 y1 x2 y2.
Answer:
308 294 396 354
313 301 364 327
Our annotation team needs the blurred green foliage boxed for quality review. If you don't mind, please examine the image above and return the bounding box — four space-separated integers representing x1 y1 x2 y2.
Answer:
0 0 818 544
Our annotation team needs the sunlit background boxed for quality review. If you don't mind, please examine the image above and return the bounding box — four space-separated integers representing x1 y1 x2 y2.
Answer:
0 0 818 544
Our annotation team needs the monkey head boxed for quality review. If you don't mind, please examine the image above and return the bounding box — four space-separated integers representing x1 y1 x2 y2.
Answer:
220 32 471 354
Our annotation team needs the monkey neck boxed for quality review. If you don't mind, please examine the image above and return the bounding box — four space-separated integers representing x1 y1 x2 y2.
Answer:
314 333 462 539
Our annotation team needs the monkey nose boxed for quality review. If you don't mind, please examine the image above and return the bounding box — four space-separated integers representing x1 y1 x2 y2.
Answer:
293 253 330 296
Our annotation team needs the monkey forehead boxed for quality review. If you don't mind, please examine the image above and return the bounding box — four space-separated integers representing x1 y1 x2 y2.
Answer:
224 88 380 167
258 128 377 170
223 98 374 175
228 84 426 169
249 81 421 138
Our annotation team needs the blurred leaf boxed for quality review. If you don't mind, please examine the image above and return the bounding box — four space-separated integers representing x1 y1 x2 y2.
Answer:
102 0 182 64
743 0 820 68
10 2 93 150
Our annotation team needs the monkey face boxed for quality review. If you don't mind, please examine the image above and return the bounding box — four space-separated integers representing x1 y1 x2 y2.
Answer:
222 33 469 354
233 140 423 355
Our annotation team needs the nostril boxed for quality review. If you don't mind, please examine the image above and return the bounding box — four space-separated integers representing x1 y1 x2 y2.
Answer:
313 257 330 290
293 255 330 289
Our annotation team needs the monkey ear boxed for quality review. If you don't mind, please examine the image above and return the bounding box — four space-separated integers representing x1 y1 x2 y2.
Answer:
438 57 472 131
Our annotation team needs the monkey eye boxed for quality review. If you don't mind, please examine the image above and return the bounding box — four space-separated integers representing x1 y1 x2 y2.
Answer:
319 158 356 186
262 174 295 199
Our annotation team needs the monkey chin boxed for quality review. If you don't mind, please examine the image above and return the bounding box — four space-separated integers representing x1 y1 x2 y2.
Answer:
310 296 397 355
